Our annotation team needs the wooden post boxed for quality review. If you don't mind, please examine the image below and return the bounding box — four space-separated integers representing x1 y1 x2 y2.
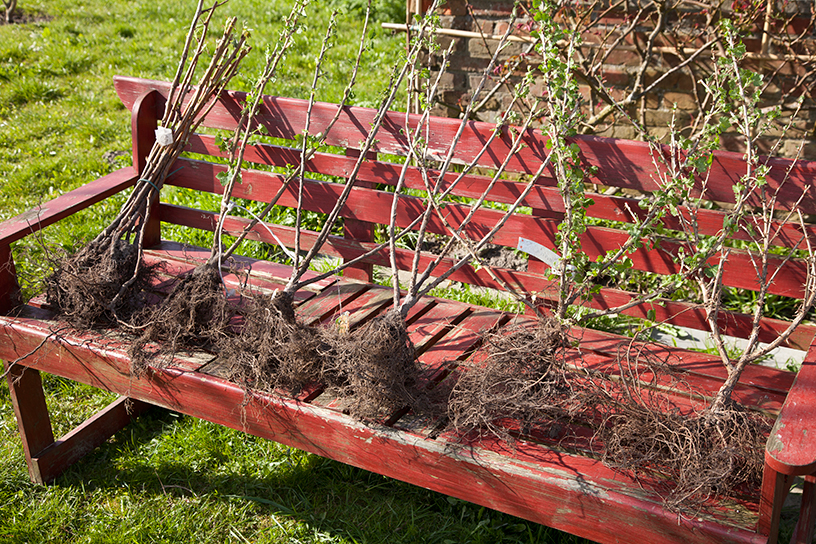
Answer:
343 148 376 282
5 363 56 484
757 464 791 542
131 90 162 248
792 475 816 544
0 244 21 315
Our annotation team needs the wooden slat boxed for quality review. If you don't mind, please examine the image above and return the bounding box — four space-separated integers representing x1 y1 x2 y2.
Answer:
297 282 370 326
0 244 21 315
145 241 336 292
0 316 767 543
161 202 816 348
185 133 815 249
0 167 138 246
165 158 813 300
32 397 152 484
4 363 55 483
115 75 816 213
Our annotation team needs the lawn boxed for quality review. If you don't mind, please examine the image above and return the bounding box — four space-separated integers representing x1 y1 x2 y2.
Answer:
0 1 586 542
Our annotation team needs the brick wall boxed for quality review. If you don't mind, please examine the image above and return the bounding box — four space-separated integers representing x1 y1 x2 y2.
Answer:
412 0 816 159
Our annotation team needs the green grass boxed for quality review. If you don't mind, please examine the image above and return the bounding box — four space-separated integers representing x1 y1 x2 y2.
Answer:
0 1 587 542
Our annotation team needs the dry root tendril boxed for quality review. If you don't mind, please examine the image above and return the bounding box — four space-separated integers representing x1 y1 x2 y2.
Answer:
45 238 159 329
447 317 572 442
324 309 438 420
128 264 234 375
219 291 328 397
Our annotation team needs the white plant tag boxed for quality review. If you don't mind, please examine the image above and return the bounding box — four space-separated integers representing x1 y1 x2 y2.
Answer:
518 237 560 268
155 127 174 146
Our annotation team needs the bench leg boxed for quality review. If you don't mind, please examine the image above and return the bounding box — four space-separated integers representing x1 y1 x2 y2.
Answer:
5 362 151 483
758 464 791 544
791 475 816 544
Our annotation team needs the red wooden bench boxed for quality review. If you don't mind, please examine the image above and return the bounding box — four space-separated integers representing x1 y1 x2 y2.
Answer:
1 75 815 544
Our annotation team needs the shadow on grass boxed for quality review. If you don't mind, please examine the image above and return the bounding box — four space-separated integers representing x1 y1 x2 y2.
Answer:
49 407 586 544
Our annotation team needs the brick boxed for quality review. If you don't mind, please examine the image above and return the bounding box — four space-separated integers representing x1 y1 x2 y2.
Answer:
434 71 465 91
598 69 631 88
447 52 492 72
474 20 493 34
643 92 661 109
642 68 695 92
643 110 691 128
436 0 468 16
719 133 748 154
782 140 816 161
662 92 697 110
603 49 644 66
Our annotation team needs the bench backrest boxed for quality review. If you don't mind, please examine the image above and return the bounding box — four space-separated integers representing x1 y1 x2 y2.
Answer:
114 76 816 352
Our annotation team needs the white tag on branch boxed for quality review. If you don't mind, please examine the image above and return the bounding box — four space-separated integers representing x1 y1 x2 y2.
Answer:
155 127 174 146
518 238 560 268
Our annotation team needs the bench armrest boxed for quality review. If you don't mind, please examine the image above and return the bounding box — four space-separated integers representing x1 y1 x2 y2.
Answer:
0 166 138 247
766 336 816 475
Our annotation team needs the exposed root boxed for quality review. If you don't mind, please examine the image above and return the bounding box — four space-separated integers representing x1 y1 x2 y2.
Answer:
591 347 771 512
218 291 327 396
324 309 435 420
128 264 234 375
45 238 159 328
599 398 770 511
447 317 571 442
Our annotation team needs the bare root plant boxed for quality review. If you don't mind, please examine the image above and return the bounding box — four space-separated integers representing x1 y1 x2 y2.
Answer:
448 317 572 442
46 1 249 329
219 1 453 406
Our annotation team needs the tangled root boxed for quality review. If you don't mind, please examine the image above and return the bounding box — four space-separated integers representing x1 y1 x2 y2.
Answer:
218 291 327 396
325 309 433 420
128 264 234 375
599 400 769 510
45 238 158 328
447 317 571 441
591 346 772 511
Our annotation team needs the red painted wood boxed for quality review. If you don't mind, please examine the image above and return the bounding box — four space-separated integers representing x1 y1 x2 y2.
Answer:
297 282 369 326
185 133 815 250
320 285 393 329
116 76 816 214
766 337 816 475
146 242 336 293
570 324 796 397
758 468 790 539
0 245 21 315
791 475 816 544
0 318 767 543
131 90 161 248
33 397 152 483
408 301 472 355
0 167 138 247
4 363 55 484
342 148 375 282
165 157 813 300
160 202 816 349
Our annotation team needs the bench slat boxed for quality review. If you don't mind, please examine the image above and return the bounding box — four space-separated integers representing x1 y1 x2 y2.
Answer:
766 338 816 475
186 133 816 250
115 76 816 215
160 202 816 350
165 159 814 300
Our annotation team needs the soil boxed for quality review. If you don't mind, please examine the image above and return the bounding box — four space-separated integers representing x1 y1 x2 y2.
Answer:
0 7 52 25
421 238 528 272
